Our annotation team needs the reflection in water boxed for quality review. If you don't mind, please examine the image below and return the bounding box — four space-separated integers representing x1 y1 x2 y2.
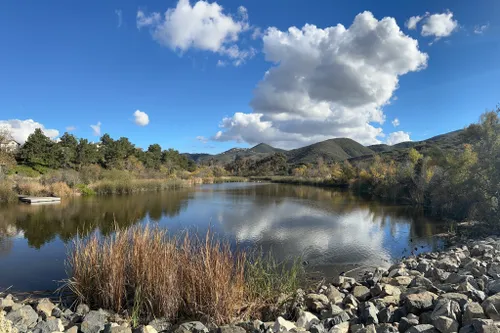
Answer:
0 183 447 291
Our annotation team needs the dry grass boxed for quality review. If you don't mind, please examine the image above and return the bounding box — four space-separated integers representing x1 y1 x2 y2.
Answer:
49 182 74 197
16 181 47 196
65 226 302 325
0 181 17 203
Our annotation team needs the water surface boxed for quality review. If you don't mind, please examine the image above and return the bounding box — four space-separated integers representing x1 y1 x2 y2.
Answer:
0 183 447 291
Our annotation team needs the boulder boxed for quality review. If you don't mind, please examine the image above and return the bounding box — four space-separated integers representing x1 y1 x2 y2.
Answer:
148 318 172 333
296 311 319 330
273 317 296 333
5 304 39 331
360 302 379 325
81 310 108 333
431 298 461 321
133 325 158 333
405 324 439 333
353 286 371 302
0 310 17 333
306 294 330 312
76 304 90 316
324 311 350 328
326 287 344 304
459 319 499 333
463 302 487 324
33 318 65 333
217 326 246 333
399 317 418 333
329 322 349 333
482 293 500 320
405 292 438 314
391 277 413 287
310 323 326 333
431 316 458 333
0 295 15 310
36 299 56 318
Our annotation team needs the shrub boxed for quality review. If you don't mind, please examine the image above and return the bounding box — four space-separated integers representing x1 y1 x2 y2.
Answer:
16 181 47 196
42 169 81 187
79 164 103 184
49 182 73 197
0 181 17 203
8 165 40 178
75 184 96 196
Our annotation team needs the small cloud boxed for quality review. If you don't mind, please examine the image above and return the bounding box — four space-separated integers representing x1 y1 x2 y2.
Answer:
115 9 123 28
0 119 59 144
66 126 76 132
196 136 208 143
90 122 102 136
391 118 400 127
421 11 458 40
474 23 489 34
134 110 150 126
406 14 426 30
386 131 411 145
252 27 262 40
216 60 227 67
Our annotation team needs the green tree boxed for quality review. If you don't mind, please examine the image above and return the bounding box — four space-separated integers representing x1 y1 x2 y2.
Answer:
19 129 56 167
58 132 78 168
76 139 100 168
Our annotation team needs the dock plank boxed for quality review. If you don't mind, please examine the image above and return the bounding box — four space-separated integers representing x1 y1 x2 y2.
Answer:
19 196 61 204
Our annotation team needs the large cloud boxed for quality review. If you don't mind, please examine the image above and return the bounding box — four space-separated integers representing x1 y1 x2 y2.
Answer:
386 131 411 145
213 11 427 148
0 119 59 144
137 0 255 66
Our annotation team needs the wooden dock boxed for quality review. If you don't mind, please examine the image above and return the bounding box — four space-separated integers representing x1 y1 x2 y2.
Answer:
18 196 61 204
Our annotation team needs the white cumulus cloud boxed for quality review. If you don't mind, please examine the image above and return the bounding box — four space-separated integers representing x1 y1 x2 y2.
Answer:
392 118 400 127
406 15 425 30
474 23 489 34
213 11 428 149
90 122 101 136
421 11 458 39
386 131 411 145
133 110 150 126
137 0 255 66
0 119 59 144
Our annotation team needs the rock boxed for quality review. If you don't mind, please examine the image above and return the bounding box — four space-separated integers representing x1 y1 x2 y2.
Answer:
328 322 349 333
431 316 458 333
343 294 359 309
306 294 330 312
460 319 499 333
405 292 438 314
33 318 65 333
217 326 246 333
6 305 39 331
488 263 500 278
436 257 459 272
440 293 469 309
324 311 350 328
416 261 432 274
0 295 15 310
310 323 326 333
377 307 393 323
76 304 90 316
148 318 172 333
0 310 18 333
463 302 487 324
273 317 296 333
176 322 208 333
419 312 433 325
65 326 79 333
81 310 108 333
486 280 500 295
409 277 435 289
296 311 319 330
36 299 56 318
399 317 418 333
431 298 461 321
108 326 132 333
353 286 371 302
482 293 500 320
326 287 344 304
332 276 356 287
51 307 63 319
405 324 439 333
360 302 379 325
375 324 399 333
444 273 469 285
134 325 158 333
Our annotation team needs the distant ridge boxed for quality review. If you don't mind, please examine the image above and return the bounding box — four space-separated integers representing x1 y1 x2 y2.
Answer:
183 128 468 165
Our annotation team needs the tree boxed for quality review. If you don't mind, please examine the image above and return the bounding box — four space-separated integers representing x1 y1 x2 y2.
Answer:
58 132 78 168
19 129 56 167
76 139 100 168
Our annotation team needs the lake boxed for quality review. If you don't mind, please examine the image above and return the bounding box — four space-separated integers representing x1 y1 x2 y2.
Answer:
0 182 448 292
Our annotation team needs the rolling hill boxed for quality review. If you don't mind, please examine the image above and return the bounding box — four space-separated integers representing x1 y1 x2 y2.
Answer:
184 128 469 166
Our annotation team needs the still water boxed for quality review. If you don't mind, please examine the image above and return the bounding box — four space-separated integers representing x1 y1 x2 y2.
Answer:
0 182 447 291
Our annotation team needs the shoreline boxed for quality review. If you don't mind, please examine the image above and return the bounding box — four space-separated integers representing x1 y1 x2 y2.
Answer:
3 235 500 333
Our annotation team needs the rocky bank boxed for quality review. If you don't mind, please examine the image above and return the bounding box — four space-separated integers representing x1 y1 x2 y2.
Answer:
4 237 500 333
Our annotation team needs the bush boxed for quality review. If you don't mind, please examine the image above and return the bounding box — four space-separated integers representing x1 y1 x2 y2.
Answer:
49 182 73 197
42 169 81 187
75 184 96 196
0 181 17 203
16 181 47 196
79 164 103 184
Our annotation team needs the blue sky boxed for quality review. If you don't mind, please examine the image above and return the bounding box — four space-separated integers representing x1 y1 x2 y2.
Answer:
0 0 498 153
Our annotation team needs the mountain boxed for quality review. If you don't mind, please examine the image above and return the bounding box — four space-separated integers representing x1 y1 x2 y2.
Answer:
184 129 469 166
286 138 374 164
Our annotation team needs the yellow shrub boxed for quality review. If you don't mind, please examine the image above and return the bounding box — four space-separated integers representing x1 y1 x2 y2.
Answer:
49 182 74 197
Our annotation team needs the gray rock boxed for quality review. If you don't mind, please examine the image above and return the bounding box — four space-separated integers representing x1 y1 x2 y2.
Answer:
399 317 418 333
343 294 359 309
332 276 356 287
33 318 65 333
482 293 500 320
51 307 63 319
296 311 319 330
463 302 487 324
0 295 15 309
109 326 133 333
133 325 158 333
217 326 246 333
486 280 500 295
353 286 372 302
328 322 349 333
405 324 439 333
324 311 350 328
66 326 79 333
306 294 330 312
409 277 435 289
6 304 39 331
326 287 344 304
436 257 459 272
431 316 458 333
419 312 433 325
76 304 90 316
445 273 469 285
273 317 295 333
416 261 432 274
431 298 461 321
377 307 394 323
360 302 379 325
36 299 56 318
375 324 399 333
488 263 500 278
310 323 326 333
405 292 438 314
440 293 469 309
148 319 172 333
460 319 499 333
81 310 108 333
